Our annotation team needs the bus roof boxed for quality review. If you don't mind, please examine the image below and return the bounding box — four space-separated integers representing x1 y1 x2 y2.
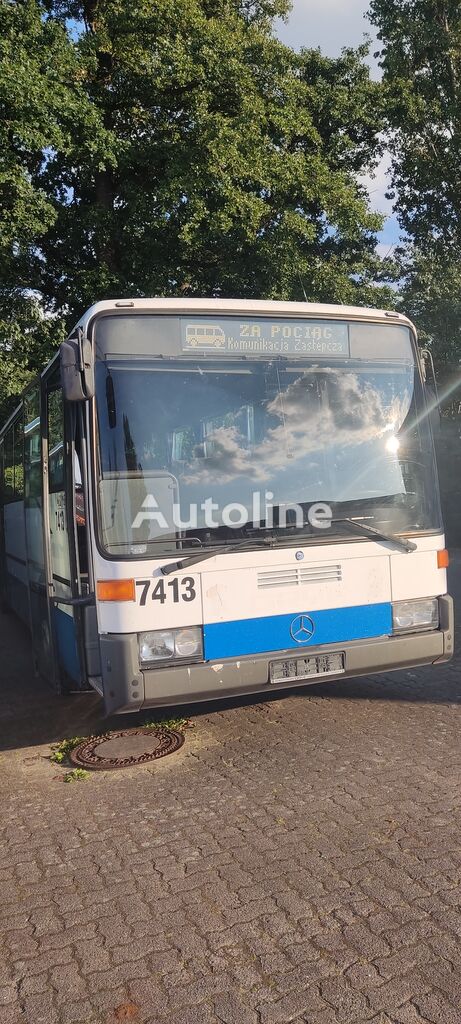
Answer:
72 297 413 335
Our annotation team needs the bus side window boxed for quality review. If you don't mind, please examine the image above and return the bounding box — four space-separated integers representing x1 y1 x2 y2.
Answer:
48 389 65 492
14 418 24 498
74 448 88 576
3 429 14 500
24 391 42 505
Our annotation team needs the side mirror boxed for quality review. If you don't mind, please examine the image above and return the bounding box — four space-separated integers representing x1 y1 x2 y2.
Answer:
60 329 95 402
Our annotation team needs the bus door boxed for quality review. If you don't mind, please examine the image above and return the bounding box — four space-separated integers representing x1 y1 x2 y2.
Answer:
44 373 85 691
23 383 57 686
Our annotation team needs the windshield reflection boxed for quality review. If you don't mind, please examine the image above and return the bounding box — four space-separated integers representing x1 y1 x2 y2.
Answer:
95 358 440 556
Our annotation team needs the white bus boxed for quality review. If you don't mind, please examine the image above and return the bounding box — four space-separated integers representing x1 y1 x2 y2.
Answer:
0 299 453 714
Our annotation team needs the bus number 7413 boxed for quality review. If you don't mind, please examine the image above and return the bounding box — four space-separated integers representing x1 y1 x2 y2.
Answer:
135 577 197 606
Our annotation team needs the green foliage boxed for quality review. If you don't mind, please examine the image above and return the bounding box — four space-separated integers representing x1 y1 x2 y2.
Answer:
39 4 391 312
397 246 461 409
399 249 461 360
53 739 92 781
0 0 112 412
369 1 461 368
0 291 66 422
142 716 190 731
369 0 461 247
63 768 91 782
1 0 395 417
50 735 87 762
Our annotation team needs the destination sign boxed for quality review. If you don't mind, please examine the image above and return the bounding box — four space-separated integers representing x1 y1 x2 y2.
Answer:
180 317 350 356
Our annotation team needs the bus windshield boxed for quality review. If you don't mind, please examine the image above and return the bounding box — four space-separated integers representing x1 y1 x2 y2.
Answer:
95 356 441 556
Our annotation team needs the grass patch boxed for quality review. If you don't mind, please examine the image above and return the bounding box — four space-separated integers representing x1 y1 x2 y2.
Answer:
50 736 87 764
142 716 191 732
63 768 91 783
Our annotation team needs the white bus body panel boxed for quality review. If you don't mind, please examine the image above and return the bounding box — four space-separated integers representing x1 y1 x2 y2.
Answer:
93 535 447 639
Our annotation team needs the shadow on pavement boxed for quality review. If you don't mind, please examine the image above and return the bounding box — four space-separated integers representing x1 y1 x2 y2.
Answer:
0 553 459 753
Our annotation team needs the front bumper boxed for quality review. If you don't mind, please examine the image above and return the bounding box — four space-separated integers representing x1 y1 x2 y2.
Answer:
99 595 454 715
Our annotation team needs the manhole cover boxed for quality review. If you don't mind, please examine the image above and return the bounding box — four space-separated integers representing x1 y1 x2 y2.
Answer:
69 727 184 771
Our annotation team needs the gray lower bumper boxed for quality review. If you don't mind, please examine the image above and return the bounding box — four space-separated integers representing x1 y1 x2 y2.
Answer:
99 596 454 715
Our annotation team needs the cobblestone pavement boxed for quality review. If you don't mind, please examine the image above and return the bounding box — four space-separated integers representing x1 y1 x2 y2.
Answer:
1 560 461 1024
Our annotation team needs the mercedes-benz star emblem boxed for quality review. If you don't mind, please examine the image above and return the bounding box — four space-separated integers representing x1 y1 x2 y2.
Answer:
290 614 315 644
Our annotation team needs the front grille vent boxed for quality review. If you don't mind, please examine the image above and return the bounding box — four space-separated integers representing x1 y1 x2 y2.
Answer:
257 564 342 589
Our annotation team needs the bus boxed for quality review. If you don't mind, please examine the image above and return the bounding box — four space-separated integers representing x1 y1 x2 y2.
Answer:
0 298 453 714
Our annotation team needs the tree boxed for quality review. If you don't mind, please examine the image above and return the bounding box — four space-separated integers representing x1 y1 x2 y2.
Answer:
38 1 391 311
369 0 461 248
0 0 112 418
1 0 393 415
396 248 461 412
368 0 461 385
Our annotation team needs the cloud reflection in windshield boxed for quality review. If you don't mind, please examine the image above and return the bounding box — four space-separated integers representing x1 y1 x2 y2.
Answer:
181 370 412 487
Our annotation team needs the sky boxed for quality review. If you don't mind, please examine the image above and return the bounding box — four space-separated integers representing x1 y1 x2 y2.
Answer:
276 0 376 57
275 0 399 256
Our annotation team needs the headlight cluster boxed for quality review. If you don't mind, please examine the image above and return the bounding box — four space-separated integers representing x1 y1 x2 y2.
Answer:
139 626 203 665
392 598 439 634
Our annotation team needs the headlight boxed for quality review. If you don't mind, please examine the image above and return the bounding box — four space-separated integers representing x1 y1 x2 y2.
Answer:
139 626 203 665
392 598 439 634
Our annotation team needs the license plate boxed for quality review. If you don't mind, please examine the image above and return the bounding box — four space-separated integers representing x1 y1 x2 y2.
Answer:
269 652 345 685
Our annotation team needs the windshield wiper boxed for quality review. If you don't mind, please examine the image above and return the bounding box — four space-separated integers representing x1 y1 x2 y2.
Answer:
160 518 417 574
333 518 416 553
160 535 300 575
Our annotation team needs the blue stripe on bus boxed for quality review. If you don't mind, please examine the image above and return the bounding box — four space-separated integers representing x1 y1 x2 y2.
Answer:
203 602 392 661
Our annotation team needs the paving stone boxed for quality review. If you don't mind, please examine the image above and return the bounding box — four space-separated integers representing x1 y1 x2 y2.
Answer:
374 944 433 980
167 972 234 1009
392 1004 441 1024
49 963 88 1004
367 971 431 1012
21 992 59 1024
87 960 150 994
0 990 16 1009
319 975 370 1022
17 973 48 998
417 959 461 1008
0 1009 24 1024
412 991 461 1023
1 560 461 1024
157 1005 217 1024
126 976 170 1016
12 948 74 978
258 987 327 1023
343 922 390 959
344 961 383 989
59 998 97 1024
214 991 259 1023
90 985 131 1014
